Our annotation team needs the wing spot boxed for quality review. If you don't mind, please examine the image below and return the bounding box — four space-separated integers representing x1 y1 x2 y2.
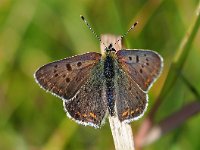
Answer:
140 69 143 74
131 111 135 114
146 58 149 61
54 74 58 77
135 108 140 112
136 55 139 63
82 114 87 117
75 77 78 81
77 62 82 67
129 57 132 61
146 62 149 66
66 78 70 83
122 110 129 117
75 112 81 118
145 78 151 86
89 112 97 119
75 94 79 99
141 64 144 68
136 96 139 100
66 64 72 71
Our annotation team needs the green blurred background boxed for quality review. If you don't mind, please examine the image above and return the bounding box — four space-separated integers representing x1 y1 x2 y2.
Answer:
0 0 200 150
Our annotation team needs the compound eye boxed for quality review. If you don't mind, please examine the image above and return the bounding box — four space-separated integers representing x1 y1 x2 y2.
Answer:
108 43 113 49
112 48 116 52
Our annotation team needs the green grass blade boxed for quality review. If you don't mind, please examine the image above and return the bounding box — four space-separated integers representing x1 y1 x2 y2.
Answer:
150 2 200 118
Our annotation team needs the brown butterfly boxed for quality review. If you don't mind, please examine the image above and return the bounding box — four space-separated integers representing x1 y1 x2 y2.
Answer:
34 16 163 128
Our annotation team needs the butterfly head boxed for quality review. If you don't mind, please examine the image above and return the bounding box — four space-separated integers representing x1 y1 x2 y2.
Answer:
105 43 116 53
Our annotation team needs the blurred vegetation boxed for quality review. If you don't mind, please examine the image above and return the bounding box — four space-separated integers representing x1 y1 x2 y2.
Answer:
0 0 199 150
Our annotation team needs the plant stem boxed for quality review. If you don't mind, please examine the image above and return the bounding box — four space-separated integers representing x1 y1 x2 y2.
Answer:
101 34 135 150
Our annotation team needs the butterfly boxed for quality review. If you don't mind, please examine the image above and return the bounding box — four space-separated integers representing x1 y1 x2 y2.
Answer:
34 16 163 128
34 43 163 128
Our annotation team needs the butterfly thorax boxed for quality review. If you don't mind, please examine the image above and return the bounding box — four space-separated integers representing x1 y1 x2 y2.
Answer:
103 49 116 116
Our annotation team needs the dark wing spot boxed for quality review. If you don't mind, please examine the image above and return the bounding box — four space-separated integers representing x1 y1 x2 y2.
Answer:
136 55 139 63
74 94 79 99
146 62 149 66
146 58 149 61
136 96 139 100
75 76 79 81
140 69 143 74
77 62 82 67
74 112 81 118
66 64 72 71
66 78 70 83
129 57 132 61
141 64 144 68
55 74 58 77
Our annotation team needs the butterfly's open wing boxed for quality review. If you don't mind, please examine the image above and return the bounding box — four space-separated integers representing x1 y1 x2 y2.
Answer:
34 52 101 100
34 53 107 127
115 68 147 122
117 50 163 91
63 63 107 128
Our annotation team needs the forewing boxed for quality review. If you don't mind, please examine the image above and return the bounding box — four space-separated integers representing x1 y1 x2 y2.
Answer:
116 68 147 122
34 52 101 100
63 63 107 128
117 50 163 91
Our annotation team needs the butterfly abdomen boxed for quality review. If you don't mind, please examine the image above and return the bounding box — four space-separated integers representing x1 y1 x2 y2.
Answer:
104 54 115 116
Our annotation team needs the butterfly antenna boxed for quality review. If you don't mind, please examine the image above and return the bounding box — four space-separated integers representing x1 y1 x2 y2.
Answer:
114 21 138 45
80 15 108 49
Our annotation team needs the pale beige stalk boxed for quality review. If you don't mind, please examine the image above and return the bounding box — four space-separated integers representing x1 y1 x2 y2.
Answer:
101 34 135 150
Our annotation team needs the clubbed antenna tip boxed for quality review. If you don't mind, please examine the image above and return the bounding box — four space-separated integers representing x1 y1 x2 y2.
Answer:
80 15 108 49
80 15 84 20
134 21 138 26
80 15 139 51
114 21 139 45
